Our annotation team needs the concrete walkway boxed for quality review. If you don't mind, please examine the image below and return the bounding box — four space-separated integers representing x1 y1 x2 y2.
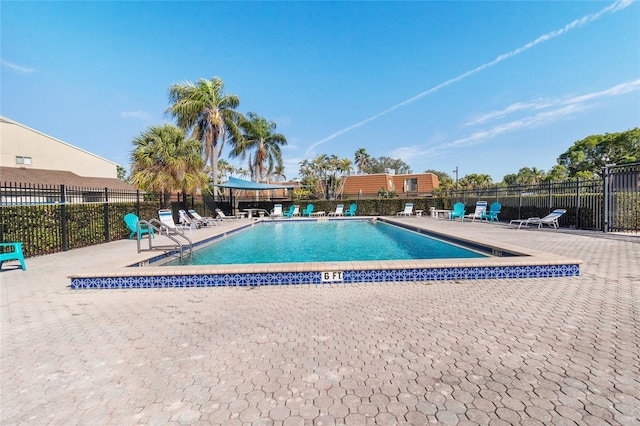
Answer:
1 219 638 425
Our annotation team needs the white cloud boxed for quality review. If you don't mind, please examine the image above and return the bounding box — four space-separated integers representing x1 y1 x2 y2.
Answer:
120 111 151 120
1 59 35 73
305 0 632 155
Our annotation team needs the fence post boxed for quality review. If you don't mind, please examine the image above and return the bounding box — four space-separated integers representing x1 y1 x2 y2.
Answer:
603 165 610 233
103 188 110 242
136 190 140 218
548 181 553 213
575 178 580 230
60 184 68 251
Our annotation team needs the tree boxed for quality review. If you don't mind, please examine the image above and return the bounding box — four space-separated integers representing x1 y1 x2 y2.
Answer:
130 124 209 208
298 154 352 199
458 173 493 188
365 156 412 174
166 76 243 189
557 128 639 178
424 169 455 190
230 112 287 182
354 148 371 174
117 165 128 181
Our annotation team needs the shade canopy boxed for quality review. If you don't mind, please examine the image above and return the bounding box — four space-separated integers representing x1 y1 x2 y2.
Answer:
214 177 299 190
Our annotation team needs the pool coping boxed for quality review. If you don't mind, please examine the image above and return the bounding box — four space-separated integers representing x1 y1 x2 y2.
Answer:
69 217 582 289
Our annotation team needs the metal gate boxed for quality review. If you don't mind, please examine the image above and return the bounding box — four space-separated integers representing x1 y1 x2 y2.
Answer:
603 162 640 233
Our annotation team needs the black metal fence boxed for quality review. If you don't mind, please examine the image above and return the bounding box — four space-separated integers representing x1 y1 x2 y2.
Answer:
603 162 640 233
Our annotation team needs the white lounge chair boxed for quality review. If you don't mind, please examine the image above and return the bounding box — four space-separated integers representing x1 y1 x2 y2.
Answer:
271 204 283 218
215 208 241 221
328 204 344 216
188 209 220 226
159 209 192 234
397 203 414 217
464 201 488 222
508 209 567 229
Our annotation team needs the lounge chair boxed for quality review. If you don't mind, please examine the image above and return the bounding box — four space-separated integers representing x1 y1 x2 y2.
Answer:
464 201 488 222
215 208 241 221
397 203 414 217
188 209 220 226
328 204 344 216
271 204 284 218
508 209 567 230
481 202 502 223
159 209 192 234
0 242 26 271
301 204 314 217
283 205 299 218
344 204 357 217
449 203 466 221
124 213 155 239
179 209 203 229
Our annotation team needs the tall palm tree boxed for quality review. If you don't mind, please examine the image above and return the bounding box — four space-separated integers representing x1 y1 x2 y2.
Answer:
130 124 209 207
230 112 287 183
354 148 371 174
166 76 243 188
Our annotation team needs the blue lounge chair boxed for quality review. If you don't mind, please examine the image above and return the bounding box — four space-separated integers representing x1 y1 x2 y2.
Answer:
0 242 26 271
282 205 296 218
450 203 465 221
301 204 314 217
481 202 502 222
344 204 357 217
124 213 155 239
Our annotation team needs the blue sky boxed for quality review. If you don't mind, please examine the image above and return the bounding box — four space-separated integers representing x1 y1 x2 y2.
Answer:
2 1 638 182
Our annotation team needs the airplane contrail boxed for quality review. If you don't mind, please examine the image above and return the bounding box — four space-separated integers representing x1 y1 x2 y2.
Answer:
305 0 633 156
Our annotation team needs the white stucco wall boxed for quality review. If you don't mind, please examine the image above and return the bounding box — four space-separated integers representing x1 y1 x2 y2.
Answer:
0 117 117 179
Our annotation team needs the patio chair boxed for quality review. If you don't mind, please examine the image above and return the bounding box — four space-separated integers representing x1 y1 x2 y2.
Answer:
124 213 155 240
344 203 357 217
397 203 414 217
508 209 567 230
301 204 314 217
481 202 502 223
271 204 283 218
0 242 26 271
464 201 488 222
328 204 344 216
188 209 220 226
283 205 298 218
159 209 192 235
449 203 466 221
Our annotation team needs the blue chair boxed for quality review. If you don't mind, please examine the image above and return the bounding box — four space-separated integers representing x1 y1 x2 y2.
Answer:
124 213 155 239
301 204 314 217
344 204 357 217
450 203 466 221
481 202 502 223
0 242 27 271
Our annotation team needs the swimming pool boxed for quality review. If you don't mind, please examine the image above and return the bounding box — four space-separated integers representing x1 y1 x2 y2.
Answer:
69 217 581 289
163 220 486 266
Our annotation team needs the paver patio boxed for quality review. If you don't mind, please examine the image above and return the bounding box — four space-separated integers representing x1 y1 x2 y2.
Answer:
1 219 638 425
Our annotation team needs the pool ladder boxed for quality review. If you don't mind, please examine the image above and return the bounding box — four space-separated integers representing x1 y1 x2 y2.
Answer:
135 219 193 261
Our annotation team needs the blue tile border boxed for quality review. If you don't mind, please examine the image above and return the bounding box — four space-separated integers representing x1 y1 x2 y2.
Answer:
70 264 580 289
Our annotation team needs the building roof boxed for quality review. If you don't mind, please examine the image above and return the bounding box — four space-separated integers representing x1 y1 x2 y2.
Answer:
0 167 138 191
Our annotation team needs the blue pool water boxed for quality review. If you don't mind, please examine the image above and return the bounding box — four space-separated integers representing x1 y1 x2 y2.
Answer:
163 220 486 266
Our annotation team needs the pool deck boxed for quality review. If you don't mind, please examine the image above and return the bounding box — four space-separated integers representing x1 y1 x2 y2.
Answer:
1 217 639 424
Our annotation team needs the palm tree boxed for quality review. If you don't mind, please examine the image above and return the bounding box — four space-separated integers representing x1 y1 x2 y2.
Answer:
166 76 243 189
230 112 287 183
130 124 209 208
354 148 370 174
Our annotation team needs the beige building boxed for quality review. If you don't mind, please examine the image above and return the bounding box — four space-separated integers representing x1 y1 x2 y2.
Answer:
0 116 118 179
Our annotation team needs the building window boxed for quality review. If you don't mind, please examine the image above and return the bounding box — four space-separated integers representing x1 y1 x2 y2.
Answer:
16 156 32 165
405 178 418 192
